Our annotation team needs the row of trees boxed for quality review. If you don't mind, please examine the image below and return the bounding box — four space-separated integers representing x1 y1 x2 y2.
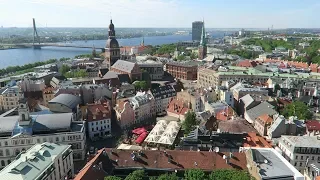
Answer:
0 58 59 76
105 169 253 180
242 39 294 52
225 49 258 59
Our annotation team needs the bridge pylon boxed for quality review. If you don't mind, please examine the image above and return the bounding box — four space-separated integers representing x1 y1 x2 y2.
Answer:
32 18 41 49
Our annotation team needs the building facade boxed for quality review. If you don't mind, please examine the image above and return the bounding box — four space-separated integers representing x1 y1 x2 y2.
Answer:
42 87 56 107
19 76 45 92
0 86 24 111
0 100 86 169
165 61 198 80
129 92 156 124
278 136 320 172
115 100 135 129
86 104 111 140
137 60 164 80
151 85 176 116
192 21 204 41
105 19 120 69
0 142 74 180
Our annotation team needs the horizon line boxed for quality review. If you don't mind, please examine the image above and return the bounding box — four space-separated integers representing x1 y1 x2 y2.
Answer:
1 26 319 30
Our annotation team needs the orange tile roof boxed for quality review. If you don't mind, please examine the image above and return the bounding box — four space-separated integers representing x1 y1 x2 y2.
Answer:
257 114 273 125
215 107 235 121
167 98 190 115
237 60 257 67
243 132 272 148
73 149 106 180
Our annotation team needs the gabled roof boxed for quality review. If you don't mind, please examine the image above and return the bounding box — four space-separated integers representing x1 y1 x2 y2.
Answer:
111 60 136 73
103 71 119 79
257 114 273 125
49 94 81 109
245 102 277 122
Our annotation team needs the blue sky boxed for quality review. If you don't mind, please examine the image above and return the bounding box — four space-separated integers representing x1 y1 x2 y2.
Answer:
0 0 318 28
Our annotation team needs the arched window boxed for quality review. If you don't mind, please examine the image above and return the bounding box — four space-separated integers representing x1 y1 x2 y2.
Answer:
1 160 5 167
21 114 25 121
7 160 11 164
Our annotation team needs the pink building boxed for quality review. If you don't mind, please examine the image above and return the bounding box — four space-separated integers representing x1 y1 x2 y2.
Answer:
115 100 135 129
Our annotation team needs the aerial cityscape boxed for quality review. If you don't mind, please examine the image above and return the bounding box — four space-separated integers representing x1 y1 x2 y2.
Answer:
1 0 320 180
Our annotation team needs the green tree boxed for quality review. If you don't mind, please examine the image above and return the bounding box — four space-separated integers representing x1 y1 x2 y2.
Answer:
182 111 197 135
157 173 179 180
105 176 122 180
184 169 206 180
282 101 313 120
59 64 71 75
190 52 198 60
177 55 186 61
124 170 145 180
209 169 251 180
134 81 149 91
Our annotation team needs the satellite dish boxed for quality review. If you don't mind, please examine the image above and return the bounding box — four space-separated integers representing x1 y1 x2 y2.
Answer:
217 129 221 133
223 155 227 159
215 147 220 153
264 159 268 164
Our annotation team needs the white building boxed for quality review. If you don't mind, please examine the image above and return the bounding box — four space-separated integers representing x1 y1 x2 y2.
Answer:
19 76 45 92
0 99 86 169
151 85 176 116
129 92 156 124
218 88 234 108
278 135 320 172
245 148 304 180
86 104 111 140
0 142 74 180
0 86 24 111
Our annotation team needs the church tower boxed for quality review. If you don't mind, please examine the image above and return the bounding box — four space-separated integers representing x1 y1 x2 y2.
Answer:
198 20 207 60
105 19 120 69
18 98 31 126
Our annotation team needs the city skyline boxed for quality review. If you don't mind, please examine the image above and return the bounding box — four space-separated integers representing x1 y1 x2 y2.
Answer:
0 0 319 28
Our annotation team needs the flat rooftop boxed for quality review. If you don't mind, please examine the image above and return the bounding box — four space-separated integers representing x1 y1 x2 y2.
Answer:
250 148 303 180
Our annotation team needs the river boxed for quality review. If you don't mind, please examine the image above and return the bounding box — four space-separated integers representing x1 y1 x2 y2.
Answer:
0 32 225 69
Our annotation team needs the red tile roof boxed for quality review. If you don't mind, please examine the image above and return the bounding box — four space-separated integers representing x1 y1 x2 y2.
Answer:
74 148 248 180
257 114 273 125
306 120 320 131
87 104 111 121
73 149 106 180
215 107 236 121
167 98 190 115
243 132 272 148
237 60 257 67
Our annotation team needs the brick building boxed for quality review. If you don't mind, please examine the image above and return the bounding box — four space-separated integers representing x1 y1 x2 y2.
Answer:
165 61 198 80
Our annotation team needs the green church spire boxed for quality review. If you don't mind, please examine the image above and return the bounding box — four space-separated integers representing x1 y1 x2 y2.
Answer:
200 20 206 46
